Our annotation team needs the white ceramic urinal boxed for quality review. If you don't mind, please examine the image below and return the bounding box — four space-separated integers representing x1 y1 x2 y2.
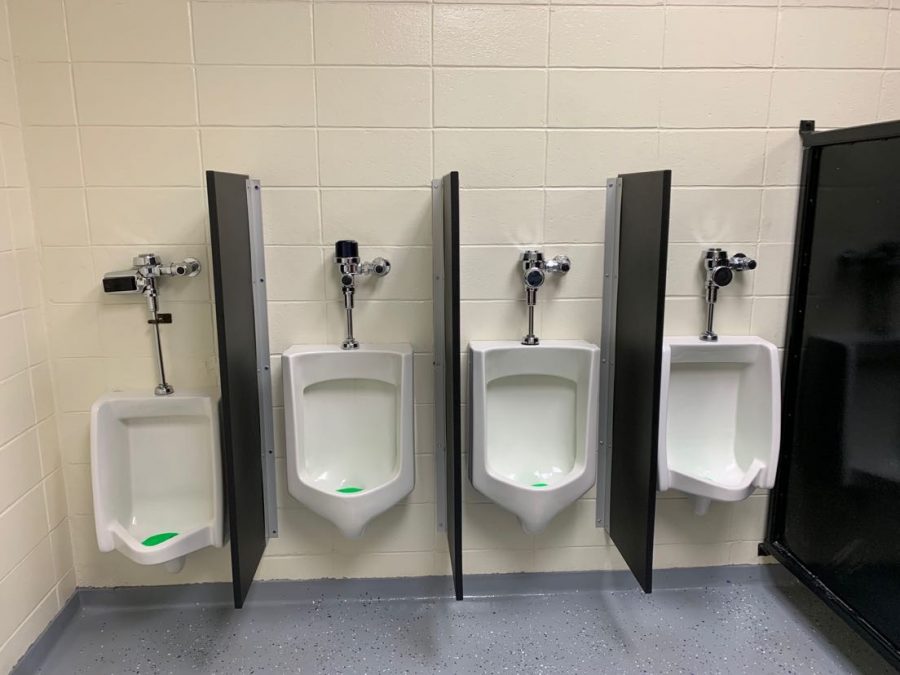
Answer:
469 340 601 533
282 344 414 538
658 336 780 514
91 392 224 573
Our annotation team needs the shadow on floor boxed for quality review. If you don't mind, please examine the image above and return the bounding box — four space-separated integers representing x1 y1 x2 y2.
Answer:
18 567 897 675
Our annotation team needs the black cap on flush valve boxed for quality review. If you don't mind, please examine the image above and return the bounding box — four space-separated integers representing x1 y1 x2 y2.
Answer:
335 240 359 259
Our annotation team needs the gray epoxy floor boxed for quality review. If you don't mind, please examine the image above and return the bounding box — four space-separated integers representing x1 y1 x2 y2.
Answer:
29 577 894 675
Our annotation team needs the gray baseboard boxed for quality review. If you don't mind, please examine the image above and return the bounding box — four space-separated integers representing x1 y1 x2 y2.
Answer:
12 593 81 675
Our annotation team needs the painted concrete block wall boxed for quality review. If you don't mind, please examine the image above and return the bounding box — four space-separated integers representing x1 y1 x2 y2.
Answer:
0 1 75 669
4 0 897 588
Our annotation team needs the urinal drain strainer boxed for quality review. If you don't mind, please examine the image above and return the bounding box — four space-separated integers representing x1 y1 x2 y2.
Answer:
336 486 363 494
531 482 548 487
141 532 179 547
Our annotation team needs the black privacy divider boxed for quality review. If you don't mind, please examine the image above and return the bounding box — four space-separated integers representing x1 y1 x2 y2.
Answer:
433 172 463 600
764 120 900 669
206 171 277 608
604 170 672 593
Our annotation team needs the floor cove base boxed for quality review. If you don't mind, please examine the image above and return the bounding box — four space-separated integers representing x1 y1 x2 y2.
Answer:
16 566 892 674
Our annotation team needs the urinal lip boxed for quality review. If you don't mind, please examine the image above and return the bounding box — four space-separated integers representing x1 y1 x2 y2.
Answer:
663 335 778 348
108 521 219 566
287 465 415 539
483 463 588 491
91 388 218 412
283 343 413 357
469 339 599 353
669 458 764 492
92 388 217 398
473 466 598 533
293 471 404 498
668 470 759 502
111 521 209 550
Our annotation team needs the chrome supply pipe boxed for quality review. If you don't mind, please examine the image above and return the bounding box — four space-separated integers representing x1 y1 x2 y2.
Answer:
699 247 757 342
333 240 391 350
520 250 571 346
101 252 201 395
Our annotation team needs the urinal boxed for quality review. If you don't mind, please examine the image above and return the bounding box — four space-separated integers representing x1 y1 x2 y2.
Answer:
282 344 414 538
658 336 780 514
469 340 601 533
91 392 224 573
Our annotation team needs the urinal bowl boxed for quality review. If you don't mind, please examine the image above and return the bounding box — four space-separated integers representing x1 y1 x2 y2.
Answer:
282 344 414 538
469 340 601 533
658 336 780 514
90 392 224 571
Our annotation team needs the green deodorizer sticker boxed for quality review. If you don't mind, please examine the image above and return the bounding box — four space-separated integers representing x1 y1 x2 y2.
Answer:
142 532 179 547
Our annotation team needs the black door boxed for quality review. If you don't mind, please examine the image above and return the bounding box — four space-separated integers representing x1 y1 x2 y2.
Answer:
766 121 900 668
206 171 270 608
607 170 672 593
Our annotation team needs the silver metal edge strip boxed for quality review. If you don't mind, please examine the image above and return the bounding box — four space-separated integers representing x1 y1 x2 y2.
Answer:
597 177 622 529
432 179 448 532
246 179 278 538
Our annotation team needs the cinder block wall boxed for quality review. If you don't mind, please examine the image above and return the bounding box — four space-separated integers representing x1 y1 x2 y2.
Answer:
4 0 895 596
0 2 75 669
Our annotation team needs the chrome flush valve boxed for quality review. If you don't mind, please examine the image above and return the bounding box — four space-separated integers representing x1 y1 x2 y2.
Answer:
101 252 202 396
334 240 390 350
700 248 757 342
128 253 201 315
521 250 571 346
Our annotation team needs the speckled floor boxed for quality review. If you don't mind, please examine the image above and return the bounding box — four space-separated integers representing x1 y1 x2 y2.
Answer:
26 572 893 675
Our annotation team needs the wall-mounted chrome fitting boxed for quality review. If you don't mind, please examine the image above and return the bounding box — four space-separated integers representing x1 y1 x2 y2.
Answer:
102 253 201 395
334 240 390 350
521 250 571 345
700 248 757 342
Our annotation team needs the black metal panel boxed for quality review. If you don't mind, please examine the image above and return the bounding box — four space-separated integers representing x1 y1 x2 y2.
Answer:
206 171 268 608
799 118 900 147
441 171 463 600
766 121 900 669
608 170 671 593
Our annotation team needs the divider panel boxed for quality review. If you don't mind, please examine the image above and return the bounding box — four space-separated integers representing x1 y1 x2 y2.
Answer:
207 170 276 608
432 172 463 600
603 170 672 593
